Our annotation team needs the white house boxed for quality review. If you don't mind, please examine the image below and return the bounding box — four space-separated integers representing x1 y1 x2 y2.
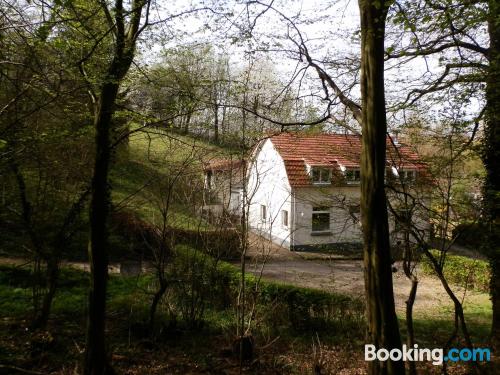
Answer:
245 132 428 251
202 157 245 221
201 132 429 251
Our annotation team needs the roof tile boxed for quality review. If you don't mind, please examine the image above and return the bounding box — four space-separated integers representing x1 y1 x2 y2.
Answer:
270 132 424 187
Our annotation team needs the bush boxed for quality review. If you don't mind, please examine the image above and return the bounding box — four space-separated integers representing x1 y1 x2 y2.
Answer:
169 227 241 260
452 222 487 250
110 210 241 260
200 257 365 333
421 250 490 292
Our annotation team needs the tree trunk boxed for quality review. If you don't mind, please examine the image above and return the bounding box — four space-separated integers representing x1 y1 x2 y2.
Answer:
31 258 59 330
184 111 192 134
83 2 145 373
485 0 500 353
405 278 418 375
84 79 119 375
402 221 417 375
358 1 404 375
149 278 168 333
213 104 219 143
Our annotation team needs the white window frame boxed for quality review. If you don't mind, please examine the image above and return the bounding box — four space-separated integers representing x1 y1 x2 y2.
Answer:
205 170 213 190
399 170 417 182
311 206 331 233
260 205 267 222
311 167 332 184
394 209 411 232
344 169 361 184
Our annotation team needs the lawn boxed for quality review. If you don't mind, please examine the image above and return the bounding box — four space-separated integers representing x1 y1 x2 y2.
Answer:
111 128 234 231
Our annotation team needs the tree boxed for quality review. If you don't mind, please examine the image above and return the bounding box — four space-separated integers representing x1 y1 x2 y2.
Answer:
0 0 94 330
82 1 149 373
234 3 406 372
386 0 500 352
483 0 500 352
358 1 405 374
386 120 484 374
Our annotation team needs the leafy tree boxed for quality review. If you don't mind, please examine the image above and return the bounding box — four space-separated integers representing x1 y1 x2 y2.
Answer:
0 0 94 329
77 0 150 375
386 0 500 352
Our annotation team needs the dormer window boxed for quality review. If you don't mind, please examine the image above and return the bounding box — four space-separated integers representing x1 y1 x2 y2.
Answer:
345 169 361 184
399 170 417 182
311 167 331 184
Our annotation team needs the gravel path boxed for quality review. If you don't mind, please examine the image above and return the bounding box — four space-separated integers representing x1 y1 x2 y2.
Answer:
243 257 489 314
243 234 490 315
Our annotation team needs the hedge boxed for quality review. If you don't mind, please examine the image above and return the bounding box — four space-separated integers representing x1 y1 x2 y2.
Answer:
211 259 365 331
110 210 241 260
421 250 490 293
452 223 487 249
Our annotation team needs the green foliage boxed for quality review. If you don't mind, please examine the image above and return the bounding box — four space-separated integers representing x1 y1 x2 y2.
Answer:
176 250 366 333
111 128 229 231
0 255 365 339
453 222 488 249
421 250 490 293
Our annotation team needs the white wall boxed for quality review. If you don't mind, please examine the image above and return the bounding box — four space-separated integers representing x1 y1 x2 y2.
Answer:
291 186 431 250
247 139 292 248
247 140 430 251
291 186 363 249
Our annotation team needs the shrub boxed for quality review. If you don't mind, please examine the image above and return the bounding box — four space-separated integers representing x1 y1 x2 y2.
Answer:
193 255 365 333
452 222 487 250
421 250 490 292
110 210 241 260
168 227 241 260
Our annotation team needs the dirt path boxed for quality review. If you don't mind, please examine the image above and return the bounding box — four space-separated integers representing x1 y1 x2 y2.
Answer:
242 234 490 315
242 257 489 314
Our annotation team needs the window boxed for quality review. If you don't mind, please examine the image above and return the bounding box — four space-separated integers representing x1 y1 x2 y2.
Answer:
348 204 361 223
312 167 331 184
260 205 267 221
399 170 417 182
281 210 289 227
345 169 361 184
312 206 330 232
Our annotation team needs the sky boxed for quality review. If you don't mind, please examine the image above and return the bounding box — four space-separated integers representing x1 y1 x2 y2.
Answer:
136 0 484 130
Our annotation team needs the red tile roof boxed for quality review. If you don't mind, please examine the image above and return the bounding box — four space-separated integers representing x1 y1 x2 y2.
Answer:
203 158 245 172
270 132 424 187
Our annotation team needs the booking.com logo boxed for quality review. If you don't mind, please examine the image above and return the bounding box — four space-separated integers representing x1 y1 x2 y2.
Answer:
365 344 491 365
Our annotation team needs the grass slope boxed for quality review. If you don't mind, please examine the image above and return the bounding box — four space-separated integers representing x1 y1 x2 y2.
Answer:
111 128 233 230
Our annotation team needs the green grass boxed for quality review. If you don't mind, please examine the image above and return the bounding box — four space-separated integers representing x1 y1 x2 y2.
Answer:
0 250 492 373
0 249 365 336
110 128 234 230
399 303 491 348
397 285 492 348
